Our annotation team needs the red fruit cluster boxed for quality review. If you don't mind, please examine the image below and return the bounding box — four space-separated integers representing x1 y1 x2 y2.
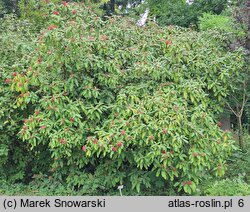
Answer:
59 138 67 144
161 150 166 154
82 145 86 152
112 147 117 152
120 130 126 135
5 78 11 84
162 128 167 135
217 122 222 128
48 25 57 30
38 56 42 63
52 11 59 15
117 142 123 147
62 1 68 7
12 72 17 77
165 40 172 45
69 117 75 122
72 10 77 14
92 139 98 144
193 153 198 157
35 110 40 116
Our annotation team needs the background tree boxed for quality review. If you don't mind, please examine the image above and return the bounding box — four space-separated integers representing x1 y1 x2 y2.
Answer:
146 0 231 27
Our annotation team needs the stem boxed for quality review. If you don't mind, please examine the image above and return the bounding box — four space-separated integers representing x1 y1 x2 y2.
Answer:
236 104 244 150
237 115 244 150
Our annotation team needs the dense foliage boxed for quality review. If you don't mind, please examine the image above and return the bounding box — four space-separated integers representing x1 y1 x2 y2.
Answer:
146 0 230 27
0 1 247 195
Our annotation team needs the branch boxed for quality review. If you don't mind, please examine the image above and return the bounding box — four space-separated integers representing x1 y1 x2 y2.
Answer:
226 102 239 117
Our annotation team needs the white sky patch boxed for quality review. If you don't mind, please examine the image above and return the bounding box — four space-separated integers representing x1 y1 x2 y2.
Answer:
186 0 194 5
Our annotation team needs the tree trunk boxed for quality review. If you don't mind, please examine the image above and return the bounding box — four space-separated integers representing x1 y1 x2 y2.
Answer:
237 115 244 150
235 103 244 150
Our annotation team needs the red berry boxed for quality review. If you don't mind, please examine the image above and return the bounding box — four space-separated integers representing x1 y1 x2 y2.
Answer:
59 138 66 144
112 147 117 152
48 25 57 30
117 142 123 147
72 10 77 14
193 153 198 157
38 56 42 63
52 11 59 15
24 119 28 123
217 122 222 128
165 40 172 45
35 110 40 116
120 130 126 135
162 128 167 134
217 140 221 144
5 78 11 84
82 146 86 151
62 1 68 6
12 72 17 77
161 150 166 154
93 139 98 144
51 97 55 103
70 117 74 122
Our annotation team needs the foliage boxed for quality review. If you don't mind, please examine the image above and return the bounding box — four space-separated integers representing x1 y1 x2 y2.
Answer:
0 176 76 196
0 0 19 17
147 0 196 27
0 1 247 194
191 0 228 15
202 175 250 196
18 0 61 32
226 133 250 180
0 14 39 182
147 0 231 28
198 13 233 32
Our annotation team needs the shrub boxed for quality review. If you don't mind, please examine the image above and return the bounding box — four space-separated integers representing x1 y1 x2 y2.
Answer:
198 13 233 31
203 176 250 196
18 0 61 32
1 1 246 194
0 14 40 182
